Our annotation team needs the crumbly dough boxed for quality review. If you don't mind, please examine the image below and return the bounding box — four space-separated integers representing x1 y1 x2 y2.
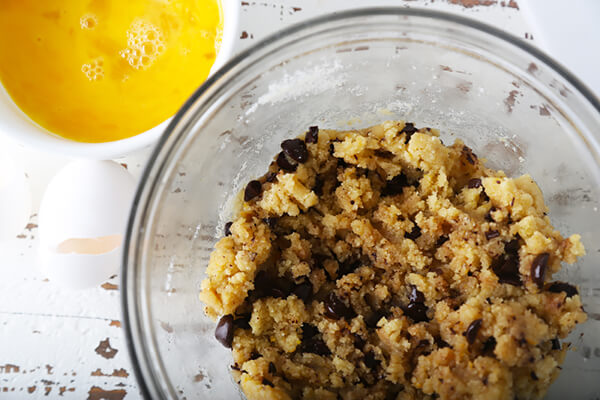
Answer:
199 121 586 400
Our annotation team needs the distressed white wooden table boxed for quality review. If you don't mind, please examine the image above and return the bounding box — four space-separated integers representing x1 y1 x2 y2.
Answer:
0 1 540 398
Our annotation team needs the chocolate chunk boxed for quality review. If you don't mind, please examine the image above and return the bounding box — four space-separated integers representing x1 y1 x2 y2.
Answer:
323 292 355 320
244 180 262 201
485 207 497 222
292 281 313 302
480 190 490 202
353 333 366 349
305 126 319 144
363 351 380 369
374 149 394 159
249 351 261 360
404 302 429 322
215 315 234 348
281 139 308 163
485 230 500 240
547 281 578 298
224 221 233 236
269 287 285 298
312 176 324 196
468 178 482 189
265 171 278 183
263 217 278 229
233 315 251 330
462 145 478 165
482 336 497 354
262 378 274 387
253 271 270 295
464 319 482 344
276 151 297 172
551 338 561 350
404 225 421 240
382 173 409 196
409 285 425 304
504 237 521 254
531 253 549 288
400 122 418 143
268 362 277 374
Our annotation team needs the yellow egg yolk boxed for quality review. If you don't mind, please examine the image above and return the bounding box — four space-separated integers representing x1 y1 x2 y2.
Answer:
0 0 222 143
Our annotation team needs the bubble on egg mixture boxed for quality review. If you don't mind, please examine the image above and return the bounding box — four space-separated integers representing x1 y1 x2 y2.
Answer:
119 19 165 70
80 13 98 30
81 57 104 81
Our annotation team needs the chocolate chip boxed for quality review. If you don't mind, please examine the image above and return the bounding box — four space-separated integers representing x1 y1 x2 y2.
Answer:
366 310 385 328
462 145 478 165
382 173 409 196
468 178 482 189
531 253 549 288
281 139 308 163
268 362 277 374
485 207 497 222
436 235 449 246
363 351 380 369
312 176 324 196
491 239 522 286
338 258 361 276
224 221 233 236
480 190 490 202
276 151 297 172
275 236 291 250
292 281 313 302
530 372 538 381
551 338 561 350
404 302 429 322
305 126 319 144
244 180 262 201
307 338 330 356
269 288 285 298
323 292 355 320
404 225 421 240
215 315 234 348
249 351 261 360
482 336 497 354
400 122 418 143
263 217 278 229
353 333 365 349
491 255 521 286
374 149 394 159
435 337 450 349
464 319 482 344
547 282 578 298
233 315 251 330
252 271 270 295
265 171 278 183
409 285 425 304
301 323 318 340
485 230 500 240
262 378 274 387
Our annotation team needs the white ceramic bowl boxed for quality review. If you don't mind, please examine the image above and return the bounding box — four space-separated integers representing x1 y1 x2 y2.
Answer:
0 1 240 160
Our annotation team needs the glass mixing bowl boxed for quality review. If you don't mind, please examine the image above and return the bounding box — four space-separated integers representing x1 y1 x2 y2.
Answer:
122 8 600 399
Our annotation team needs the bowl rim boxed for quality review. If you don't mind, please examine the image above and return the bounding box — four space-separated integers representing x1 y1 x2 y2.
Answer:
0 0 240 160
121 7 600 400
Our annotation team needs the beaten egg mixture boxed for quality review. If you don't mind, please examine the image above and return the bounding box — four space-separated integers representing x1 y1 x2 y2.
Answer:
0 0 222 142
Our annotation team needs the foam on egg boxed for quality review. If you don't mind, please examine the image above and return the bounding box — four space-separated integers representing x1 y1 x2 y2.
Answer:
81 57 104 81
119 19 166 70
80 13 98 30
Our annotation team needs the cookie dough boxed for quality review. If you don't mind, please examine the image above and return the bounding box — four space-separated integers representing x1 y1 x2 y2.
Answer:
199 121 586 400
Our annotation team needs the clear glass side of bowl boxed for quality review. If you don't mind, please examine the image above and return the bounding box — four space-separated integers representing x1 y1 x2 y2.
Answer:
124 10 600 399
